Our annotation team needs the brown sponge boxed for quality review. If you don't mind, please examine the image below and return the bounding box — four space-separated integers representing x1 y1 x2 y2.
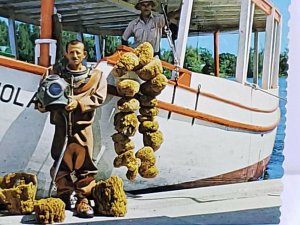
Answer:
150 74 168 92
92 176 127 217
139 106 159 117
139 120 159 133
112 52 139 77
133 42 154 66
137 95 158 107
113 150 140 171
135 147 159 178
111 132 130 143
137 58 163 81
114 112 139 136
34 198 65 224
116 79 140 97
140 82 162 97
117 97 140 112
143 130 164 151
140 74 168 96
114 140 135 155
137 115 155 123
0 172 37 215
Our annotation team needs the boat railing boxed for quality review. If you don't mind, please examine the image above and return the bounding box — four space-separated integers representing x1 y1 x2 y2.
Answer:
0 55 47 76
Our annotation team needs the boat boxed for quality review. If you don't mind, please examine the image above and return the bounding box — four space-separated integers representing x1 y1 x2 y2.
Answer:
0 0 282 197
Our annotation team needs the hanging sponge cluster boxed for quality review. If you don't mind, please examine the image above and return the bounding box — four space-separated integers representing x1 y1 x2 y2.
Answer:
111 42 167 180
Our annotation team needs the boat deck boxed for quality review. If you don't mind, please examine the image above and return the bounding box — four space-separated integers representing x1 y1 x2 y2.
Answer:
0 179 282 225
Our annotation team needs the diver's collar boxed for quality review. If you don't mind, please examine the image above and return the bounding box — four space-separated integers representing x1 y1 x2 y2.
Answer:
64 66 90 82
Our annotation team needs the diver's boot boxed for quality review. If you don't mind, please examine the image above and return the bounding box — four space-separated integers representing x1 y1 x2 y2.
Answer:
75 198 94 218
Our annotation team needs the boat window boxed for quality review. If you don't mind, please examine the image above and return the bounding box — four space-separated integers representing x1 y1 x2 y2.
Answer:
236 2 281 90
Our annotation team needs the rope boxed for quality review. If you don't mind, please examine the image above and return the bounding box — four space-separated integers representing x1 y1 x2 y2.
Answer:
161 1 180 79
245 82 287 102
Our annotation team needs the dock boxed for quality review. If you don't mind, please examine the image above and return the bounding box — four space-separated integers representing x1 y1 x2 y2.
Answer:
0 179 282 225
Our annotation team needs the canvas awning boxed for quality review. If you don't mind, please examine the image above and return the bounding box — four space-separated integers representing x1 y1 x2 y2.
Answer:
0 0 281 36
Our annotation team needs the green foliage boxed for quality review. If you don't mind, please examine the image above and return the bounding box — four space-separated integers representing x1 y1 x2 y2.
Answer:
61 31 77 51
16 23 34 62
104 35 121 56
219 53 237 76
279 49 288 76
0 20 9 46
83 35 96 62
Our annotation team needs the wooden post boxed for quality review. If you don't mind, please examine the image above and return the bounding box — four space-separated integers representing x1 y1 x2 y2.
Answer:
262 8 275 89
272 19 282 88
253 32 259 85
40 0 55 67
95 35 102 61
102 36 106 58
175 0 194 68
214 31 219 77
8 18 17 58
77 33 84 42
235 0 255 84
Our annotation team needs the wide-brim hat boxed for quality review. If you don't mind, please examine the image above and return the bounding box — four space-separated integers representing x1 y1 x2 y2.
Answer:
135 0 157 10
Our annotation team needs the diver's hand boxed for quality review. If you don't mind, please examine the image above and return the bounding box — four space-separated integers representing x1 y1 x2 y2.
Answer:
65 98 78 111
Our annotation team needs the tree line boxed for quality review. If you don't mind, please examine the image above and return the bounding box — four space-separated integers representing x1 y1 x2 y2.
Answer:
0 20 288 77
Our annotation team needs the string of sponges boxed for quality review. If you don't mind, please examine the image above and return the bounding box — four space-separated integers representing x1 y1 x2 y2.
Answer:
111 42 168 180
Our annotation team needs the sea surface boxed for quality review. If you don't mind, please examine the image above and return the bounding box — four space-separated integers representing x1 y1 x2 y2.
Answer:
265 77 287 179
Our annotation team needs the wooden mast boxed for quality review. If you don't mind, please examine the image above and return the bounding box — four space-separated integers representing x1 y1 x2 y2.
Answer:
214 31 220 77
39 0 55 67
175 0 194 68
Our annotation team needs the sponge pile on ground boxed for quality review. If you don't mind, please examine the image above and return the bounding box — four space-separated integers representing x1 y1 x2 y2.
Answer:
34 198 65 224
0 172 37 215
92 176 127 217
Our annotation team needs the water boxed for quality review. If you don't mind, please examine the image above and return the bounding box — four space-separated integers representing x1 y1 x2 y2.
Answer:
265 77 287 179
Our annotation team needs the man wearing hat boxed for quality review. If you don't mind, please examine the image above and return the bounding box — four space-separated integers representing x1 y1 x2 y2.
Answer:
122 0 180 57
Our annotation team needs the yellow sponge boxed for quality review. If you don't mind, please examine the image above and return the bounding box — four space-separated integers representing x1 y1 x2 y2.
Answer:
34 198 65 224
117 97 140 112
134 42 154 66
139 106 159 117
135 147 159 178
143 130 164 151
139 120 159 133
114 112 139 136
0 172 37 215
116 79 140 97
112 52 139 77
137 58 163 81
92 176 127 217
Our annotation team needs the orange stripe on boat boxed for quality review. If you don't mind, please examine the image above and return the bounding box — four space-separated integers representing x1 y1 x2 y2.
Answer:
0 56 47 76
157 100 279 132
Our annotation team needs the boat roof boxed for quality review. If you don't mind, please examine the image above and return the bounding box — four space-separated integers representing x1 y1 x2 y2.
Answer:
0 0 281 36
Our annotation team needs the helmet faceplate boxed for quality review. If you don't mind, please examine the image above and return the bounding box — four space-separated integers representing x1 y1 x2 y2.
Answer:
36 74 70 110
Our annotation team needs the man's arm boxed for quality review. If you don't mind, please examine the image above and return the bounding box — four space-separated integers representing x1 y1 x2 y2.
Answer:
122 21 134 46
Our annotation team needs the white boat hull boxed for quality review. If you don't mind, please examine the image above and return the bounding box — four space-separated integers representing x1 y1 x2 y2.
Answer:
0 58 279 197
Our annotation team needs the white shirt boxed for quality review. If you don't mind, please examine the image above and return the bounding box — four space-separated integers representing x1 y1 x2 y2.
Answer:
122 13 165 53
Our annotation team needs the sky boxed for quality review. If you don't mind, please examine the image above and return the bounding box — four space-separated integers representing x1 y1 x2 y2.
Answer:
161 0 290 54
